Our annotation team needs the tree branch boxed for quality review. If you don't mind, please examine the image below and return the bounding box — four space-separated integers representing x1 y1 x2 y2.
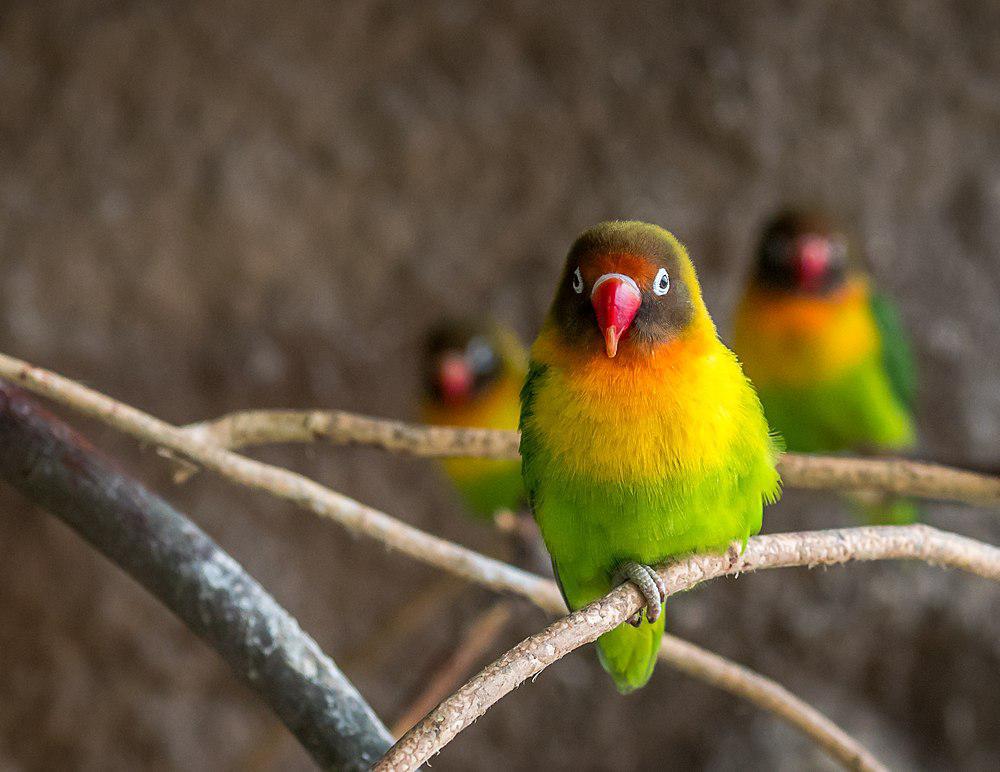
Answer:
0 352 559 604
377 525 1000 771
1 351 990 770
185 408 521 460
180 409 1000 507
0 384 393 771
657 636 882 771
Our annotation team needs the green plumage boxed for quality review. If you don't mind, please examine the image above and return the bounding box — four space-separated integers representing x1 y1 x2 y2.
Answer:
752 356 913 454
521 335 780 691
753 291 915 454
446 461 525 519
747 293 917 523
870 292 917 412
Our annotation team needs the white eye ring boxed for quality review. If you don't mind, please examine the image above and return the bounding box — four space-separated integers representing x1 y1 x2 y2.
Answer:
572 267 584 294
653 268 670 295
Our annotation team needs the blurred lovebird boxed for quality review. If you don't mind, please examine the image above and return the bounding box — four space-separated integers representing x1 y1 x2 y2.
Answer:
520 222 781 693
421 322 528 519
732 211 917 522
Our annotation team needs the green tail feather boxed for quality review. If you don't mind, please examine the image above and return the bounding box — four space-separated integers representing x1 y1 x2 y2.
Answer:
595 607 665 694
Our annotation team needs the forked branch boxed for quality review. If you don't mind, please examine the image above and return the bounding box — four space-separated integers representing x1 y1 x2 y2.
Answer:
3 352 997 771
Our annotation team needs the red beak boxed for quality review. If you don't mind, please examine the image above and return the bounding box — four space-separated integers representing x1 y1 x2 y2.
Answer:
437 354 472 405
591 274 642 358
795 236 830 292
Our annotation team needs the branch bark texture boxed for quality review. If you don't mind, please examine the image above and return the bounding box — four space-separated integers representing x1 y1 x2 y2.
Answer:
3 351 996 771
377 524 1000 771
181 409 1000 506
0 384 393 771
0 353 557 605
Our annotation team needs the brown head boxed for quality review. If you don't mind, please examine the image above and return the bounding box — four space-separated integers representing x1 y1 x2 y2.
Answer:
547 221 711 359
754 210 852 295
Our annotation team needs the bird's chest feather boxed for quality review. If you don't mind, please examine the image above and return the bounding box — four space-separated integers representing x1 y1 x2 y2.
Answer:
523 329 775 580
528 333 745 485
733 278 879 387
525 336 766 581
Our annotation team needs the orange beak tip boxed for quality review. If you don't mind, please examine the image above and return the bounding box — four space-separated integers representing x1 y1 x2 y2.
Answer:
604 325 620 358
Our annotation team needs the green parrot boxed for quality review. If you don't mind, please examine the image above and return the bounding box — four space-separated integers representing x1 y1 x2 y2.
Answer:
732 210 917 523
421 322 527 519
520 222 781 693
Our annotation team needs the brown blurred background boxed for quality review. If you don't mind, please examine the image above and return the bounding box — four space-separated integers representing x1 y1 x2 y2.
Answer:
2 1 999 769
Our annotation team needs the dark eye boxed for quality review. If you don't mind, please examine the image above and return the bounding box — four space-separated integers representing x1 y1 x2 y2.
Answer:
572 267 584 294
653 268 670 296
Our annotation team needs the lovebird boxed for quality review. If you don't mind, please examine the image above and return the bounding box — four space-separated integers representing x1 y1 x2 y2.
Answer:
520 221 781 693
422 322 527 519
731 211 917 522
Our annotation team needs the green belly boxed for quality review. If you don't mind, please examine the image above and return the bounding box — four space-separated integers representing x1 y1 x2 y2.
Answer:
534 472 764 610
756 359 914 453
442 457 525 519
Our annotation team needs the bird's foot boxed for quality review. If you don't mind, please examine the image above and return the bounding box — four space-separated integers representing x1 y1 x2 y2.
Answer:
617 561 666 626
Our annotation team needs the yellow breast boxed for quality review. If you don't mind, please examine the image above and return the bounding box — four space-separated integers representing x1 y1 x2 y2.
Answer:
421 372 522 488
528 326 752 484
732 277 879 387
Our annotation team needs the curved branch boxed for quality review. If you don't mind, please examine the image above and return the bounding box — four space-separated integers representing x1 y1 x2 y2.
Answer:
2 352 991 770
0 353 559 605
0 384 393 771
377 525 1000 771
658 636 883 771
180 409 1000 507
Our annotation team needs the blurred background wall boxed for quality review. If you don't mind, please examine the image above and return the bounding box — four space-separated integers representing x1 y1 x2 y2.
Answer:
1 1 998 769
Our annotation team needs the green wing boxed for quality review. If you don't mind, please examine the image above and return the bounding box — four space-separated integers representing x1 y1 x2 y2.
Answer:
870 292 916 411
518 361 549 510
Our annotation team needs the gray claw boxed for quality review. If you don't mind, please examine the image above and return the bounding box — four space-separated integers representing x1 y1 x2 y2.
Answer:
617 561 665 625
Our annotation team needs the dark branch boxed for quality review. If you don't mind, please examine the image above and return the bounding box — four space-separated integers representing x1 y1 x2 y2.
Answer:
0 383 393 771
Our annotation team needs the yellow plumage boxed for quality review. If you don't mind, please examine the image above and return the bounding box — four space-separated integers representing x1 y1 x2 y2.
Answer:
529 326 765 484
422 373 522 489
520 221 781 692
733 277 880 387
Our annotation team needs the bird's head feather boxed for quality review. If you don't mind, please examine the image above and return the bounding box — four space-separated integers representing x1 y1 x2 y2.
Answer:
546 221 713 361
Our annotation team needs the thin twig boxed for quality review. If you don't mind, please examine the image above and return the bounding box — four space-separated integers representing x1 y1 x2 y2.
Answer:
391 600 515 738
180 409 1000 507
0 384 393 771
0 352 982 770
184 409 521 460
377 525 1000 772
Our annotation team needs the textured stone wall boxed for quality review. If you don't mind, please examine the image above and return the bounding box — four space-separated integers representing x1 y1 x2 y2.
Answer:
1 2 998 769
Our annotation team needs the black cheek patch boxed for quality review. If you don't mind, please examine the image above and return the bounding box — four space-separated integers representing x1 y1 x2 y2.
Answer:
552 281 598 347
632 281 695 344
